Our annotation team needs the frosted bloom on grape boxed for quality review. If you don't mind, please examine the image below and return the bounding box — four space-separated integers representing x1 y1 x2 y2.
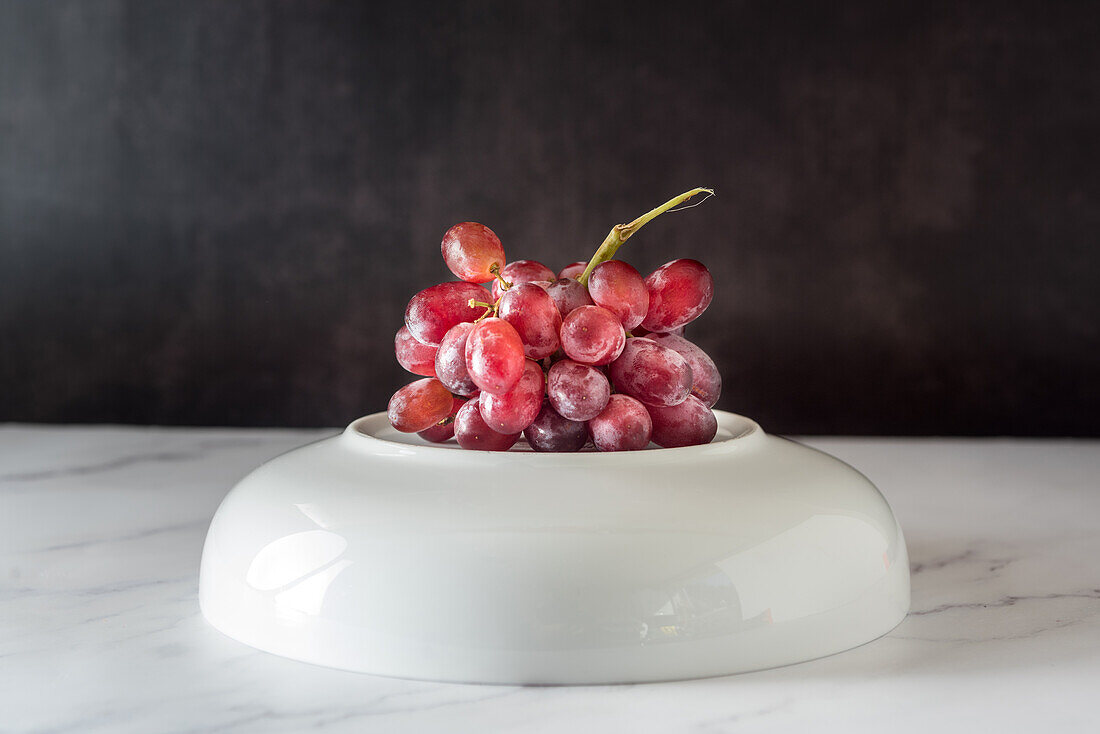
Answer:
498 283 562 359
648 333 721 407
641 259 714 332
559 305 626 366
394 325 438 377
480 360 545 434
454 395 520 451
545 277 594 319
646 395 718 448
547 359 610 421
404 281 491 346
588 260 649 330
435 322 478 396
464 317 525 395
490 260 556 300
589 394 652 451
524 401 588 452
609 338 693 407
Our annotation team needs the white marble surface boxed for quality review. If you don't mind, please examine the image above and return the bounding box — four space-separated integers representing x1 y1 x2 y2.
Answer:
1 424 1098 733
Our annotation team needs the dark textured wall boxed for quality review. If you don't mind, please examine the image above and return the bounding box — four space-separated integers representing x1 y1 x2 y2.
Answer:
1 1 1098 434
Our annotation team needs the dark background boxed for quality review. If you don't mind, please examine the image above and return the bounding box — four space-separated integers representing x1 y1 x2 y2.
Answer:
1 1 1097 435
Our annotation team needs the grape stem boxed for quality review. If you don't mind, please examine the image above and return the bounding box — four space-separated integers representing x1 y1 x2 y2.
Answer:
488 263 512 291
468 298 497 321
576 187 714 286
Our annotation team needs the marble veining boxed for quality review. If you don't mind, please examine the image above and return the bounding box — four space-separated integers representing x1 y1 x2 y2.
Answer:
1 427 1099 732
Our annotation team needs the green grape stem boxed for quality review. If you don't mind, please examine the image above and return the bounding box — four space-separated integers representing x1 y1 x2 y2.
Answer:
576 187 715 286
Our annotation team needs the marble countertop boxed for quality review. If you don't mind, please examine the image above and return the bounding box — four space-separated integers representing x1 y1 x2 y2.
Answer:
2 425 1098 733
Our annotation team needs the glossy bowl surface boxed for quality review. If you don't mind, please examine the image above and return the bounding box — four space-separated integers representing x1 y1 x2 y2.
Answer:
199 411 909 684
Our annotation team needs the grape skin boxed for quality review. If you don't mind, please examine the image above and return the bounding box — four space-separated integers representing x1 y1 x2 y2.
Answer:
405 281 491 346
387 378 454 433
648 333 721 407
497 283 562 359
557 261 588 280
588 260 649 330
441 222 505 283
417 396 467 443
464 317 526 395
454 395 520 451
394 325 438 377
641 259 714 332
435 322 479 396
609 337 693 407
480 359 545 434
589 394 653 451
647 395 718 448
491 260 556 300
559 305 626 366
545 277 594 319
524 401 588 452
546 359 610 421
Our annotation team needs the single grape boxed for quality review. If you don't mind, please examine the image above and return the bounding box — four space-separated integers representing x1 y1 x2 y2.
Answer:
394 325 438 377
546 359 610 421
648 333 721 407
589 394 653 451
641 259 714 332
387 378 453 433
480 359 544 434
609 337 693 407
647 395 718 448
497 282 562 359
524 401 588 452
441 222 506 283
559 305 626 366
557 261 588 280
418 396 467 443
545 277 594 319
454 394 520 451
435 322 478 396
464 317 525 395
588 260 649 330
405 281 491 346
490 260 556 300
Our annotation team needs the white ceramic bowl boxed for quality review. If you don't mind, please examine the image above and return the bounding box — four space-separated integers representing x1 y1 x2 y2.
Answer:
199 411 909 684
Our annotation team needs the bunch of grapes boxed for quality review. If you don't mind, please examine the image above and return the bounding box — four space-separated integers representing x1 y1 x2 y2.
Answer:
388 188 723 452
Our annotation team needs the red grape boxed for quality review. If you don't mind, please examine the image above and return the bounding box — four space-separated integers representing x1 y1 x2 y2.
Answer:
589 394 653 451
546 359 610 421
480 359 544 433
405 281 491 346
441 222 505 283
497 282 562 359
417 396 467 443
387 378 454 432
588 260 649 330
435 322 479 396
524 401 588 452
545 277 594 319
559 305 626 366
464 317 525 394
394 325 437 377
454 395 520 451
557 261 588 280
491 260 556 300
609 338 693 407
647 395 718 448
648 333 721 407
641 259 714 332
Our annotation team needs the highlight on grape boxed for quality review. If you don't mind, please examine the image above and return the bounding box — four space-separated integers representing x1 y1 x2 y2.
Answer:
389 187 723 452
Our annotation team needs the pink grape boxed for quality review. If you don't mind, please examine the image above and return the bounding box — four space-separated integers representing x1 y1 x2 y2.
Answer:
588 260 649 330
557 261 588 280
491 260 556 300
465 317 525 395
559 305 626 366
480 360 544 434
387 378 453 433
648 333 721 407
497 283 562 359
435 322 478 396
405 281 491 346
589 394 653 451
546 359 610 421
441 222 506 283
394 325 437 377
418 396 467 443
454 395 519 451
545 277 594 319
609 338 693 407
647 395 718 448
524 401 587 452
641 259 714 332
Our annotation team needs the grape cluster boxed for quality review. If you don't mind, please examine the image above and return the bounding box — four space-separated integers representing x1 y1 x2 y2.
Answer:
388 192 722 452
